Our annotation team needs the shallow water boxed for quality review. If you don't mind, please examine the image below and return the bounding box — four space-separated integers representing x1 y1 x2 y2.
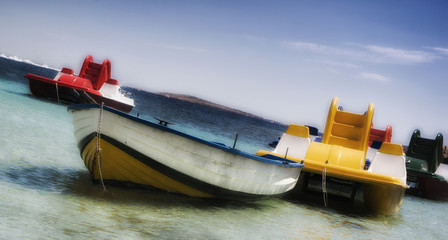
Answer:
1 68 448 239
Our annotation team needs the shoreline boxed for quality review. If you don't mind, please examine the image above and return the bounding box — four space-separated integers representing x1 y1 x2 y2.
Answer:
156 92 285 125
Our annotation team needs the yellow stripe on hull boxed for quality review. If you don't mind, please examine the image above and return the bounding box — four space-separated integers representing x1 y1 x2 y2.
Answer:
82 137 213 198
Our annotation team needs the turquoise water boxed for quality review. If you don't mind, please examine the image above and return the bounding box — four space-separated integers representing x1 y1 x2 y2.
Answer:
1 75 448 239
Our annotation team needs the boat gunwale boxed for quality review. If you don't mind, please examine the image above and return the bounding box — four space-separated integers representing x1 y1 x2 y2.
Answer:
68 103 304 169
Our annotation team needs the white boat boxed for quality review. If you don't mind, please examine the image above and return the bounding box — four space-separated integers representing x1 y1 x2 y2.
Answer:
68 104 304 199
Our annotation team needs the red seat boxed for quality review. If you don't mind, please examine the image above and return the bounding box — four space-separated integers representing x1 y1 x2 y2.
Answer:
78 55 111 90
369 125 392 146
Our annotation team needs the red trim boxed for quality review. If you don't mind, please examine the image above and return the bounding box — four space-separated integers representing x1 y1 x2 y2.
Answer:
106 78 119 85
61 68 74 75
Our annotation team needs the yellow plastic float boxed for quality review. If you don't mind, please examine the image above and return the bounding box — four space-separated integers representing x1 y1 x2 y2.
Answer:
256 97 408 215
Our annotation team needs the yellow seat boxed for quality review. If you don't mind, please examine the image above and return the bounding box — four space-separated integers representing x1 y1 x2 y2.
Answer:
368 143 406 184
273 125 311 159
305 142 366 169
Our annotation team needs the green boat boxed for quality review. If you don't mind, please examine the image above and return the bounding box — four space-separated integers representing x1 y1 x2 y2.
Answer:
405 129 448 200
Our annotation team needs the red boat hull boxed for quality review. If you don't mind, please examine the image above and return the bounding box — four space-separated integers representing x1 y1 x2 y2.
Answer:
419 176 448 201
406 170 448 201
27 74 133 113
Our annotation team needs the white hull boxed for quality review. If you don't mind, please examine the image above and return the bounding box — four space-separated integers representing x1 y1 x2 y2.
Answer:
69 104 303 198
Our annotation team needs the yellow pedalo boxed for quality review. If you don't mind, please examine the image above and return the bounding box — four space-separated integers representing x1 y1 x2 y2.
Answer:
257 97 408 215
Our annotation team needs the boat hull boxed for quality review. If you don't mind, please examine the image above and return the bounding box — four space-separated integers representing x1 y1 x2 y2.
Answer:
363 183 405 215
27 74 133 113
69 104 303 200
29 76 82 103
420 177 448 200
81 134 214 197
303 168 406 215
257 150 407 215
406 170 448 200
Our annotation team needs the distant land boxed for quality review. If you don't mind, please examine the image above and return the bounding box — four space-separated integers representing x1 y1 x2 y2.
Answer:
157 92 278 123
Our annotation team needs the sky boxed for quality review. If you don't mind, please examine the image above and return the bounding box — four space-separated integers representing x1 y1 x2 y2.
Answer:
1 0 447 145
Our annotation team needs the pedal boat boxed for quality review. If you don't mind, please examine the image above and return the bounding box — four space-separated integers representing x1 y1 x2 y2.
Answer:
25 55 134 113
68 104 304 200
405 130 448 200
256 97 408 215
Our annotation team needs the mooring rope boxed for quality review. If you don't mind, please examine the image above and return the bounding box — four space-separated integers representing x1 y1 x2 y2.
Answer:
55 82 60 103
322 160 328 207
96 102 107 192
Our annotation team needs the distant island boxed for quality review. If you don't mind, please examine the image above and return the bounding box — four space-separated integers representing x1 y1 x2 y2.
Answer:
157 92 270 121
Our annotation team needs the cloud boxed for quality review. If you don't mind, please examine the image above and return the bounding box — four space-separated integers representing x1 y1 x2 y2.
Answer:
283 41 439 65
426 47 448 56
146 42 208 53
283 41 356 56
359 72 389 82
364 45 438 64
325 68 341 74
244 35 266 42
318 59 360 69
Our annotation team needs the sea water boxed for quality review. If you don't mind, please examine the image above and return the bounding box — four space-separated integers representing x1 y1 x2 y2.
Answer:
0 57 447 239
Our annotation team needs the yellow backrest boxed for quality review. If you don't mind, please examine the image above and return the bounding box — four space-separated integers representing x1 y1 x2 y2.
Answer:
378 142 404 156
285 124 310 138
322 97 374 153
